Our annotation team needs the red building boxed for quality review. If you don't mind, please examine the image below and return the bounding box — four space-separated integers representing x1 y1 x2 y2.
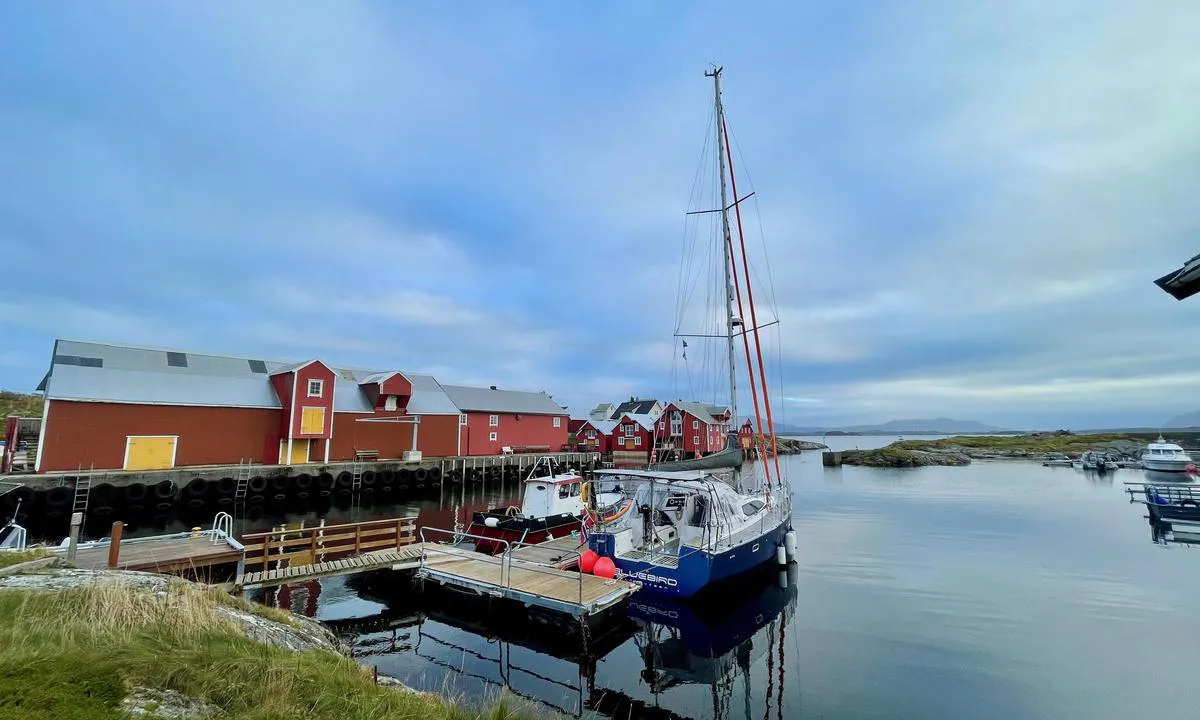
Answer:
32 339 510 472
575 419 616 454
440 384 569 456
655 401 731 458
612 413 655 454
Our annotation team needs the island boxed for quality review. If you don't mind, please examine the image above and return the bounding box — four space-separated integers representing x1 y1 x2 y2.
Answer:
828 432 1157 468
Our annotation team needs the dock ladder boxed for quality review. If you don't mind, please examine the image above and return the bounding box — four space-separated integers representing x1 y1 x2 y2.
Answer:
72 467 93 522
234 459 252 503
352 461 364 493
211 511 234 544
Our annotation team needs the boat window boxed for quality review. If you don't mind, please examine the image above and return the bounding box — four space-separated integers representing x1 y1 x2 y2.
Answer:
689 495 709 527
742 499 766 516
570 482 581 497
558 484 571 499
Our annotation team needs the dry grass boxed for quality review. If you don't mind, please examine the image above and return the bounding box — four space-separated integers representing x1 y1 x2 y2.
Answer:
0 580 550 720
0 547 51 569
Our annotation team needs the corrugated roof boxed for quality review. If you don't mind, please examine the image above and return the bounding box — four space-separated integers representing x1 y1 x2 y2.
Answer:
41 339 460 415
440 384 565 415
618 413 656 431
669 400 720 426
583 419 618 435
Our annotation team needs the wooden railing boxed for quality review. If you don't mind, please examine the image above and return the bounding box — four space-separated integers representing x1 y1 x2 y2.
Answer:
240 516 417 573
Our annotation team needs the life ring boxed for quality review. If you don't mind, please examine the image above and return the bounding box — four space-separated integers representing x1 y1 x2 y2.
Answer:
581 482 590 504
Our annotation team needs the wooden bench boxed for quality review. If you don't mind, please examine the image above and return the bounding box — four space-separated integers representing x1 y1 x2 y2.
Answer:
354 450 380 462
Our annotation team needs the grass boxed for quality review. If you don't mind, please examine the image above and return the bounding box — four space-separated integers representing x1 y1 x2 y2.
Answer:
0 548 51 569
0 579 548 720
893 433 1143 454
0 390 41 417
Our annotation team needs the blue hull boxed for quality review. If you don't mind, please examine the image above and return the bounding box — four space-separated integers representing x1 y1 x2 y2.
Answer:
588 515 792 598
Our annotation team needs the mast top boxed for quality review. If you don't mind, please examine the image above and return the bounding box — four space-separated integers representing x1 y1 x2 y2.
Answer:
704 65 723 78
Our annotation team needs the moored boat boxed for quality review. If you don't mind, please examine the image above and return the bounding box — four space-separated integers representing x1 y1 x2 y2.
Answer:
465 456 586 554
1141 436 1194 473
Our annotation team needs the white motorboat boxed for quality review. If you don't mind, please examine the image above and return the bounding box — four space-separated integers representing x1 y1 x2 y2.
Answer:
1142 436 1194 473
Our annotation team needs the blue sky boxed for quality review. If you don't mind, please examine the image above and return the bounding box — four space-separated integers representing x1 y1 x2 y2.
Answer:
2 1 1199 430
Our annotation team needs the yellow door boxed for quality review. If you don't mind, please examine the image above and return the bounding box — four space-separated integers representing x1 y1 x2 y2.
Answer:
125 436 176 471
289 439 310 465
300 407 325 435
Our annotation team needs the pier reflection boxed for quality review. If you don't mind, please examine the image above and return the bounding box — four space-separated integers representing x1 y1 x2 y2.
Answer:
335 563 799 719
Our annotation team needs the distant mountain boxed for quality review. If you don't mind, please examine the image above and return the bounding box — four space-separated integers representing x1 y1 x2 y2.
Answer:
771 418 1006 435
1164 411 1200 428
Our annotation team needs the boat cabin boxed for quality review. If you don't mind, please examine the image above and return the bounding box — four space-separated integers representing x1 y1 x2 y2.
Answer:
520 456 585 519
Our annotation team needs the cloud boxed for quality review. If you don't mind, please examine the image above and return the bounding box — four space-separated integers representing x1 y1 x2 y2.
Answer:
2 1 1199 427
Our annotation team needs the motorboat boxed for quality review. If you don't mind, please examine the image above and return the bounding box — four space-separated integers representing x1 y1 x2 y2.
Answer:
465 456 588 554
1080 450 1107 472
1041 453 1073 467
1141 436 1194 473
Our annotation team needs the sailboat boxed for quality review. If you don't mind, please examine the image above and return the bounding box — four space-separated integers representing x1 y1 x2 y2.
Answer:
583 67 796 598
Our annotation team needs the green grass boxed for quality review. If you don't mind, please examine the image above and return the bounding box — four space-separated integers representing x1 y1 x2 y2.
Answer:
0 390 41 417
0 548 51 569
0 580 548 720
893 433 1143 454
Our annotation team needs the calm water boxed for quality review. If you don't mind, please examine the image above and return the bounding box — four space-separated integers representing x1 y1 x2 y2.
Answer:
128 438 1200 718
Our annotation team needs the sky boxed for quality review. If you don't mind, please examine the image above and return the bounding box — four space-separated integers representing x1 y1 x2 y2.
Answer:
1 1 1199 430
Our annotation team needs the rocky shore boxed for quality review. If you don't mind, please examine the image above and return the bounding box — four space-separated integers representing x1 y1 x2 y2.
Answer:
838 447 971 467
829 432 1149 468
776 437 828 453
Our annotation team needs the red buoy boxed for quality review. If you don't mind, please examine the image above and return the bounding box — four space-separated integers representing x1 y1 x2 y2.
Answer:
579 549 599 574
593 556 616 579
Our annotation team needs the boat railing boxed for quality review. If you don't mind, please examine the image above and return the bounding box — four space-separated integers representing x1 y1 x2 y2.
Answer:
419 527 587 607
1124 482 1200 505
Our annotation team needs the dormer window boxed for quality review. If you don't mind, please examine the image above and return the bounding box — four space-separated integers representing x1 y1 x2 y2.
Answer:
307 379 324 397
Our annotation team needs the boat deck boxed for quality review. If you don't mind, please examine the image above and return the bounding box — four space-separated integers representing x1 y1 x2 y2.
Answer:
418 543 639 617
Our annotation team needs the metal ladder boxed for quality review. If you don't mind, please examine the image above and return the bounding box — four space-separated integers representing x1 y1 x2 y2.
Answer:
72 467 93 521
352 461 364 492
234 459 251 503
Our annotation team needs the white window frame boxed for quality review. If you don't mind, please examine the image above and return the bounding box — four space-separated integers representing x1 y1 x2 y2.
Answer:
489 414 499 427
489 431 498 442
384 395 398 412
553 416 562 428
307 379 324 398
587 429 595 438
658 421 665 431
624 424 635 437
693 435 699 445
634 436 642 447
692 419 699 429
460 414 468 426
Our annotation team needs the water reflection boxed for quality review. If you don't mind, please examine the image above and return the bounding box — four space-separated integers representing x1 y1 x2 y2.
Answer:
330 562 799 719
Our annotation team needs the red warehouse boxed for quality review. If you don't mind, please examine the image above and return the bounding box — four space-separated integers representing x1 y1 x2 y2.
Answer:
34 339 469 473
440 384 569 456
656 401 732 459
613 413 655 453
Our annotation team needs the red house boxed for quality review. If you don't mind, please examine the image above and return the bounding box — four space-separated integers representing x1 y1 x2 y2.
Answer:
656 401 731 459
441 384 569 456
612 413 655 459
576 419 616 454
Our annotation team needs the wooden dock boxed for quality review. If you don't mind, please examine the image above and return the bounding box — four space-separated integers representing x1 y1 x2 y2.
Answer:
237 543 428 590
510 535 587 570
59 530 245 574
417 530 639 617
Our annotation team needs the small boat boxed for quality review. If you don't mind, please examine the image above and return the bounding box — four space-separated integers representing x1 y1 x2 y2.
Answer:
1141 436 1194 473
1136 484 1200 523
465 456 588 554
1080 450 1107 471
1041 453 1073 467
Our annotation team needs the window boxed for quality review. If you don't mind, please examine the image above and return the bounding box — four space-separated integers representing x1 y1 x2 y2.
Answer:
489 431 498 441
692 419 699 429
587 430 595 439
559 484 571 499
553 416 562 428
384 395 398 412
460 414 468 425
571 482 581 496
307 379 323 397
670 411 682 435
658 421 665 431
248 359 268 374
624 424 635 437
489 414 499 427
634 436 642 447
166 351 188 368
692 435 699 445
741 499 766 516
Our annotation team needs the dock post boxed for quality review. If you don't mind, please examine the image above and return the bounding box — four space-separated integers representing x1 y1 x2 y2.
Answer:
66 512 82 563
106 521 124 568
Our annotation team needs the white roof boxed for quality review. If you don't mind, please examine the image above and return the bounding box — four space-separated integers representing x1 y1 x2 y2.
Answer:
619 413 656 431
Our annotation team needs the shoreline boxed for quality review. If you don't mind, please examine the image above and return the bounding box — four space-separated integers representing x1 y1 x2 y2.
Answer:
827 433 1152 468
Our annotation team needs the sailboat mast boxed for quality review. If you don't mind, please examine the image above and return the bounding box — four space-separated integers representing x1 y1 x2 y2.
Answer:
708 66 739 429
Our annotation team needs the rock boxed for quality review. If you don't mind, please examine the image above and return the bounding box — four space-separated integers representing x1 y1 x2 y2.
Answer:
774 438 828 454
122 687 222 719
839 448 970 467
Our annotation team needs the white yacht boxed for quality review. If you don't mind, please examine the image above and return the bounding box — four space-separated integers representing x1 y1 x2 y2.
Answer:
1142 436 1194 473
